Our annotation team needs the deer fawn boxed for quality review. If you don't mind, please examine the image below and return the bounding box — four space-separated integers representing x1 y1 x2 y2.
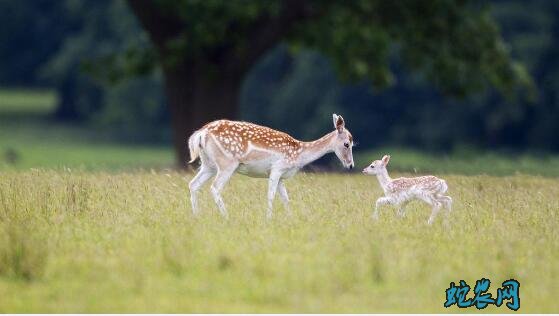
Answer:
188 114 354 219
362 155 452 225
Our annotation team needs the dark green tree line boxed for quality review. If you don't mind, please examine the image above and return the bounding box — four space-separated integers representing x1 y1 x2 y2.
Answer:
5 0 558 166
125 0 528 167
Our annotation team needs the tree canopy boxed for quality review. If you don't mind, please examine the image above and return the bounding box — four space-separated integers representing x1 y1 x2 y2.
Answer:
4 0 558 167
129 0 530 96
124 0 531 166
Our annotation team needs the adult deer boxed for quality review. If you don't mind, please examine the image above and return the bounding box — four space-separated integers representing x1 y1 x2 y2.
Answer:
187 114 354 219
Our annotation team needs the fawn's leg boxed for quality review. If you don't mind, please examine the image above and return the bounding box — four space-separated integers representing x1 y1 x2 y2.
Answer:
397 200 409 218
417 194 440 225
373 196 392 220
438 195 452 214
427 197 442 225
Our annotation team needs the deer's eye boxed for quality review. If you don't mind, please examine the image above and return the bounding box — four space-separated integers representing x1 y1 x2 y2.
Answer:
344 143 350 148
371 165 374 168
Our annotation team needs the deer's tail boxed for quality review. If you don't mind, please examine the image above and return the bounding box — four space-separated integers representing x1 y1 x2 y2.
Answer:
187 128 207 164
439 179 448 194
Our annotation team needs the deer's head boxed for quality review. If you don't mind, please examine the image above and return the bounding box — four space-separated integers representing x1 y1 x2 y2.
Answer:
332 114 354 169
363 155 390 175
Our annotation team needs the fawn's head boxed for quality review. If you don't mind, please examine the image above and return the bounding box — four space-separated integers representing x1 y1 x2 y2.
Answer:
363 155 390 175
332 114 354 169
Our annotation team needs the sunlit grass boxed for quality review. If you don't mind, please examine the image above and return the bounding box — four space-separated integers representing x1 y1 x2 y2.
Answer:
0 170 557 312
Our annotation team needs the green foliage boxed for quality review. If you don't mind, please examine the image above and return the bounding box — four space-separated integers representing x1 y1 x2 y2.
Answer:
1 1 558 153
145 0 530 96
0 1 75 86
0 171 557 312
241 47 340 141
25 0 170 139
156 0 281 64
241 0 559 152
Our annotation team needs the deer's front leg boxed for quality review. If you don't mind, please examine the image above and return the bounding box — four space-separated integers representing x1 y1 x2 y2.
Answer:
266 170 282 219
373 196 392 220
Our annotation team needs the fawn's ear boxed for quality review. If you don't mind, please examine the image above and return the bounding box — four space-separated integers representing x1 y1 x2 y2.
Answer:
382 155 391 166
332 114 345 133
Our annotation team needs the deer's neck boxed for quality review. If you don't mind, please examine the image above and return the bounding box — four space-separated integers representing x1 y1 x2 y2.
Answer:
376 169 392 193
295 131 337 167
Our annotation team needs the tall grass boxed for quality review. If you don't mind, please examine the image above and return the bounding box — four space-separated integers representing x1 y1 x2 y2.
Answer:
0 170 557 312
0 224 48 281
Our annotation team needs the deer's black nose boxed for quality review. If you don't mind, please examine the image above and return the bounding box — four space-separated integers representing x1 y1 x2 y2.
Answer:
349 164 354 170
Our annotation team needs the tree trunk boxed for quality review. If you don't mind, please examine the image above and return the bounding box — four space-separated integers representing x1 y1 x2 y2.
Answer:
163 64 241 169
125 0 316 168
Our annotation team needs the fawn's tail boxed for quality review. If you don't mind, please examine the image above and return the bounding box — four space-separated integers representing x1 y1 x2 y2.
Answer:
439 179 448 194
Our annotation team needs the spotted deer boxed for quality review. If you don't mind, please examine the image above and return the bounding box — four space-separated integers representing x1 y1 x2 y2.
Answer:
362 155 452 225
188 114 354 218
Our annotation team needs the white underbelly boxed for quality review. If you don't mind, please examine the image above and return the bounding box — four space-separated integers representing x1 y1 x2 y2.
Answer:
236 160 273 178
234 146 300 179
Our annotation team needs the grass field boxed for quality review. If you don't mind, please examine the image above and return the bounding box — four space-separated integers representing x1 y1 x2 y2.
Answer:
0 170 557 312
0 88 173 170
1 88 558 312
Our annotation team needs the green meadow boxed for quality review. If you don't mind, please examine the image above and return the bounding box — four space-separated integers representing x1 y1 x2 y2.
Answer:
0 171 557 312
0 89 558 312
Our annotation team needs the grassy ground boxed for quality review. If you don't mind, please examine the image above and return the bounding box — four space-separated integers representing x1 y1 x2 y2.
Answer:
0 88 173 171
0 170 558 312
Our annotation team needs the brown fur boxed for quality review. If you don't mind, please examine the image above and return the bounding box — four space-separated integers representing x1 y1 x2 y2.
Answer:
204 120 302 159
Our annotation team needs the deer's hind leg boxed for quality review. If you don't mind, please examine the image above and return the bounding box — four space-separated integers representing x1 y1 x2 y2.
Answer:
277 180 291 216
438 195 452 213
437 195 453 223
189 163 215 215
417 194 441 225
210 160 238 219
427 196 442 225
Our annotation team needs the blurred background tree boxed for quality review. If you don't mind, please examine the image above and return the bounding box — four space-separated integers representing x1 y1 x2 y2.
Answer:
126 0 529 167
1 0 558 168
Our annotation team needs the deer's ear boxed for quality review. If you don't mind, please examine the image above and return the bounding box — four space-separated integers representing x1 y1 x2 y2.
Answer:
382 155 391 166
332 114 339 128
333 114 345 133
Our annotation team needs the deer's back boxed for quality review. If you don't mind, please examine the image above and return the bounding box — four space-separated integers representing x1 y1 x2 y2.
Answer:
388 176 446 194
203 119 301 160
